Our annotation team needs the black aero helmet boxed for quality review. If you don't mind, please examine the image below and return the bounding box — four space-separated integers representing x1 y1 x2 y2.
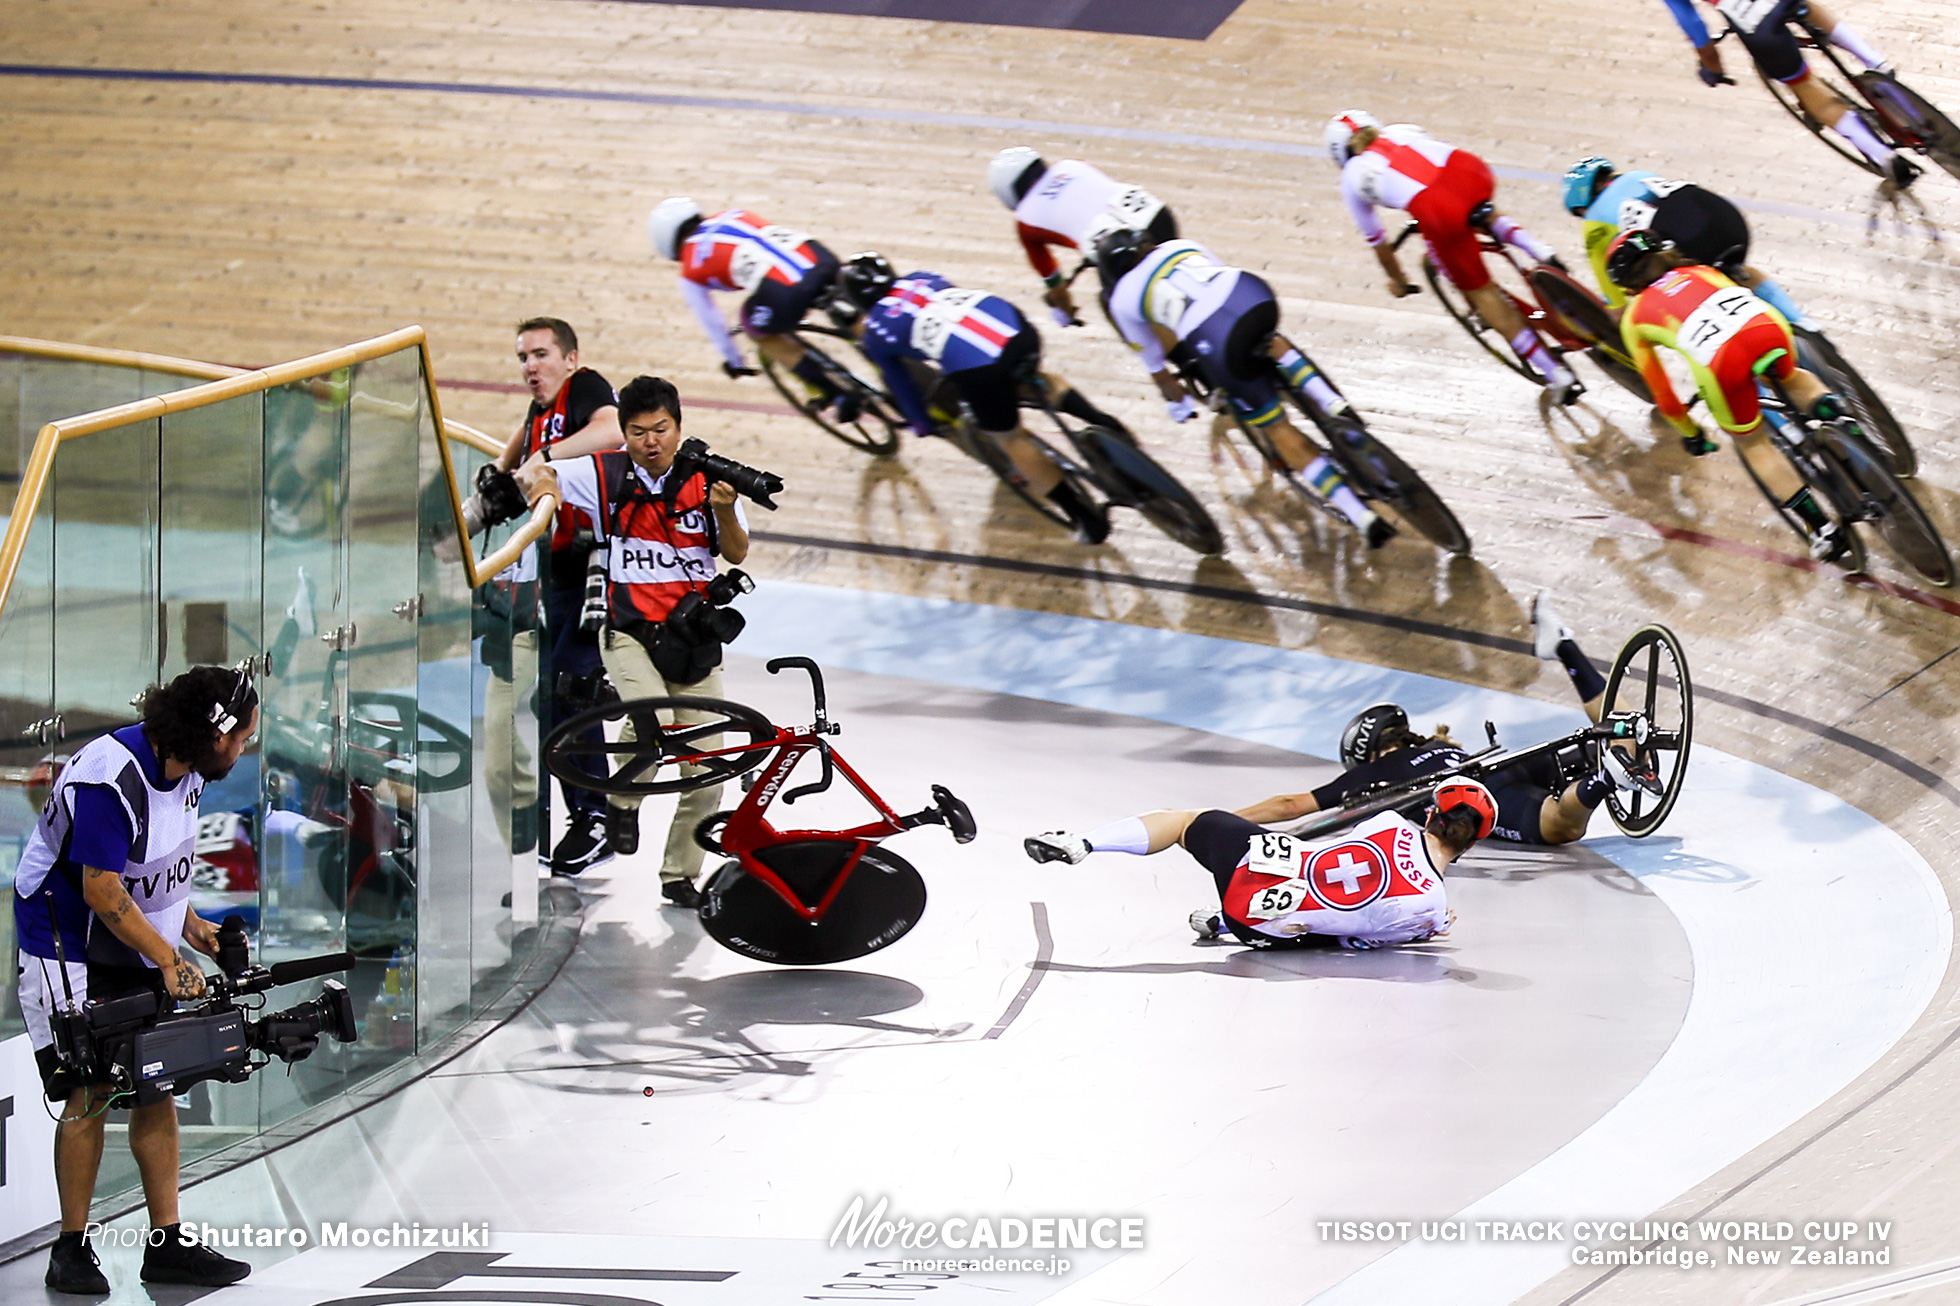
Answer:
1339 702 1408 769
837 252 898 312
1605 228 1674 292
1094 228 1153 292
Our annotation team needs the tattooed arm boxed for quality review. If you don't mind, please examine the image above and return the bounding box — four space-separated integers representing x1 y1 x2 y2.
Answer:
80 865 206 999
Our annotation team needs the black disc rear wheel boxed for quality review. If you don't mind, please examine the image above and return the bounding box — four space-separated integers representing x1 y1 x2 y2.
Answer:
1599 625 1694 838
1858 71 1960 181
1073 426 1224 555
1525 267 1653 401
1793 326 1915 478
699 843 927 965
1822 422 1953 586
761 327 903 456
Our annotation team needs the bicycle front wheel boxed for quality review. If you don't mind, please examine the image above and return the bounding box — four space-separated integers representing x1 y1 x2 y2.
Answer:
1322 416 1472 555
1858 72 1960 181
1823 423 1953 586
1793 326 1915 478
760 327 903 456
1073 426 1224 555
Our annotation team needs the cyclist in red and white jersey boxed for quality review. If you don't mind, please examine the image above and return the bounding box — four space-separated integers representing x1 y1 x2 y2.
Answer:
646 199 857 419
1024 779 1496 950
989 148 1177 326
1326 112 1584 406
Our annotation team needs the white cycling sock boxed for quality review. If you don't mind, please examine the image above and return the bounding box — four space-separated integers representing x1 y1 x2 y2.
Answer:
1828 21 1886 70
1509 328 1575 389
1302 456 1374 529
1833 112 1897 166
1489 215 1555 264
1083 816 1150 856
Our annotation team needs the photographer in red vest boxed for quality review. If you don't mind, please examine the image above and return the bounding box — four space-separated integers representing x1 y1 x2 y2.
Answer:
520 376 759 907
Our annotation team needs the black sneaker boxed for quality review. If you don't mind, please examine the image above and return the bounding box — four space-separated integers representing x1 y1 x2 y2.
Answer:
141 1227 251 1287
46 1235 110 1296
662 878 702 909
606 805 641 856
551 814 616 877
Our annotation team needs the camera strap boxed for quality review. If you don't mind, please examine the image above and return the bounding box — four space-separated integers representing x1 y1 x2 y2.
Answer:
44 887 80 1011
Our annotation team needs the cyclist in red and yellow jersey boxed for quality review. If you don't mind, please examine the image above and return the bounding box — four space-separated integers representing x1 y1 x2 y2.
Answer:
1608 229 1852 562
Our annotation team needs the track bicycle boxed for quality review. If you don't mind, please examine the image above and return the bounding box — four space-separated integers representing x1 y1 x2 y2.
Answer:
1169 332 1472 555
756 324 906 457
1739 367 1950 584
1294 625 1693 841
1712 17 1960 182
542 657 976 965
1396 222 1650 400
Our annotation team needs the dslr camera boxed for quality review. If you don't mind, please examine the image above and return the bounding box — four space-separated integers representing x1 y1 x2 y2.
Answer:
48 918 359 1099
665 437 784 511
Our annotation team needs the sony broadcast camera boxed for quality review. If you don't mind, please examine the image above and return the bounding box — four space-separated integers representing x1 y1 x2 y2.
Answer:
48 917 359 1100
665 437 784 511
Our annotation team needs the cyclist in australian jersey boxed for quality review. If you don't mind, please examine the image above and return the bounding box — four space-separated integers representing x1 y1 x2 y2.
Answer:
834 253 1120 544
1232 595 1661 847
1094 228 1393 548
1560 157 1811 326
1661 0 1918 188
1326 112 1584 406
1024 778 1497 950
988 147 1178 326
1608 230 1855 562
646 199 859 421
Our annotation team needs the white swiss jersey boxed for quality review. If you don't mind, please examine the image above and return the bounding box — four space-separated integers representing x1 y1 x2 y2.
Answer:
1221 811 1448 948
1106 240 1246 372
1339 124 1455 245
14 725 203 968
1012 160 1165 258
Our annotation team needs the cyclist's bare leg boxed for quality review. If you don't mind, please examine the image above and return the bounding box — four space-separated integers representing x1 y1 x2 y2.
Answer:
1537 788 1595 845
1468 282 1579 396
756 334 807 370
1258 414 1383 536
1735 423 1806 502
1483 210 1557 264
1264 337 1349 417
1809 3 1889 71
1043 372 1126 433
994 426 1063 496
1785 367 1830 411
1788 67 1902 169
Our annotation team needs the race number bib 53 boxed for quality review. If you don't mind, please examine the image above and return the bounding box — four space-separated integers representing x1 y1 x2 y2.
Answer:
1715 0 1783 34
1676 286 1766 367
910 287 990 363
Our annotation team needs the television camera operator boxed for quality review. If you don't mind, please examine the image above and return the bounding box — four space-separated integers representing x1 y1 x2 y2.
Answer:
11 666 260 1293
517 375 779 908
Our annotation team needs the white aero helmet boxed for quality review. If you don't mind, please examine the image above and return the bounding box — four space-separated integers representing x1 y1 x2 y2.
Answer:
647 197 703 261
988 146 1047 210
1324 109 1382 164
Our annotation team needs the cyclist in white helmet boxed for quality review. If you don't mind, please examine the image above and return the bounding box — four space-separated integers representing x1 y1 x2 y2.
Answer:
988 147 1177 326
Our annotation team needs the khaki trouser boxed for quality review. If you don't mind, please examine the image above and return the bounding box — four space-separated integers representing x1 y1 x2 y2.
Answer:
483 628 540 849
599 628 724 885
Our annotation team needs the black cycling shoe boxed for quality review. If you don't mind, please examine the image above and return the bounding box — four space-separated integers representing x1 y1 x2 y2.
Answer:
1363 515 1398 550
46 1234 110 1296
662 878 702 909
1074 503 1111 546
832 389 864 425
551 813 616 877
141 1226 251 1288
1886 154 1922 190
606 805 641 856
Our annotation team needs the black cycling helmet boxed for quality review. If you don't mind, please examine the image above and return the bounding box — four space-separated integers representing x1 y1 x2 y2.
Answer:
1093 228 1153 293
836 252 898 312
1339 702 1409 769
1605 229 1674 292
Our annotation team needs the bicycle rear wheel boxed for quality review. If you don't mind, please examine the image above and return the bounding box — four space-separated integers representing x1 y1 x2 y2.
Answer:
1858 72 1960 181
1319 413 1471 555
1758 63 1884 175
1822 422 1953 586
1793 326 1915 478
1525 267 1652 401
1738 417 1869 576
760 326 903 456
1073 426 1224 555
699 844 927 966
1423 254 1538 381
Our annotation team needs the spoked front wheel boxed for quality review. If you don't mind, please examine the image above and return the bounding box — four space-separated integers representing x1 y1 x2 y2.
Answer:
543 695 778 796
1423 255 1539 382
1857 72 1960 181
1072 426 1224 555
1793 326 1915 478
760 326 904 456
1821 422 1953 586
1599 625 1694 838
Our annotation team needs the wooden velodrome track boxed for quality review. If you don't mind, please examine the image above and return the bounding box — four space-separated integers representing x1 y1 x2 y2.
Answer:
6 0 1960 1300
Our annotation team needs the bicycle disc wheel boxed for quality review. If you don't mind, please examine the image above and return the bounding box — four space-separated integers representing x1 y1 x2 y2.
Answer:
760 327 903 456
1794 326 1916 478
1319 415 1472 555
699 844 927 966
1822 423 1953 586
1599 625 1693 838
1858 72 1960 181
1424 254 1537 381
1759 65 1884 175
543 695 778 796
1072 425 1224 555
1737 429 1870 576
1524 267 1653 401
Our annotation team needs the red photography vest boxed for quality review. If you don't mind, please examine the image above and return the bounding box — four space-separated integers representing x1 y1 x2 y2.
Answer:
524 370 593 553
593 451 718 626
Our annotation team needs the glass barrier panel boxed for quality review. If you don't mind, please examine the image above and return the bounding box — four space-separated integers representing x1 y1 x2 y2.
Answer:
0 472 55 1045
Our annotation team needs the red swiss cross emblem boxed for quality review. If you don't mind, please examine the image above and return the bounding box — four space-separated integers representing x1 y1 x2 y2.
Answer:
1305 840 1391 911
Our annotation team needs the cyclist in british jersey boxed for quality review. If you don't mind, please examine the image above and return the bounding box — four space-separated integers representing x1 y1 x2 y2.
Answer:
989 147 1177 326
1560 158 1810 324
646 198 857 419
1095 228 1394 549
1608 230 1853 562
834 253 1113 543
1229 595 1661 848
1024 779 1496 950
1326 112 1584 407
1662 0 1918 188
